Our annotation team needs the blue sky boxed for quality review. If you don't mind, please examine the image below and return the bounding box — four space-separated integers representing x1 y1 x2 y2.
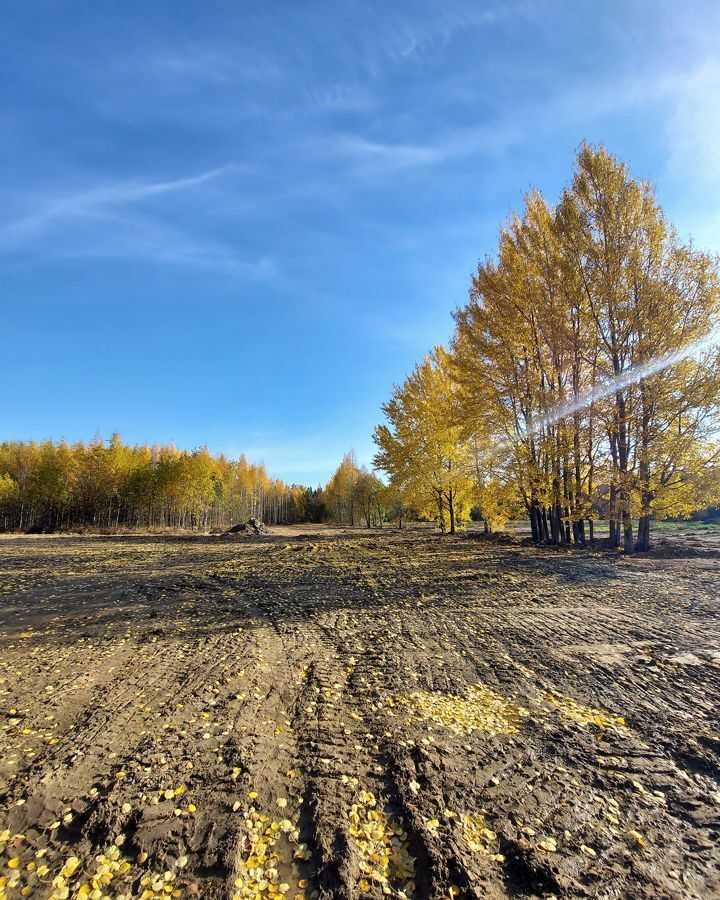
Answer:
2 1 720 485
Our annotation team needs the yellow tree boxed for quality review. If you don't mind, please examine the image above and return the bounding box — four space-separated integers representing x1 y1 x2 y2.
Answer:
381 481 413 529
468 433 523 533
559 144 720 550
325 451 361 525
452 197 566 543
373 347 473 534
452 144 720 551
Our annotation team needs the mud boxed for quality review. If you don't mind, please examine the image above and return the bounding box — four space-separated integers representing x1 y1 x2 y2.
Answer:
0 528 718 899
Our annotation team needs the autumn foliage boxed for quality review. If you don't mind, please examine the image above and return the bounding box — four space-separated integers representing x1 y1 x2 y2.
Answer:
324 451 387 527
0 435 320 532
374 145 720 550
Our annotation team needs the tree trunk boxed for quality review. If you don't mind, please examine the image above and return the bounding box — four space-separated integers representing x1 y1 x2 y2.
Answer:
529 501 539 543
437 491 446 533
636 514 651 552
615 390 634 553
622 513 634 554
550 501 561 545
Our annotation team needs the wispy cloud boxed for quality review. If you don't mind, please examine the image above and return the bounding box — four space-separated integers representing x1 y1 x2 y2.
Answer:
319 117 524 178
0 164 276 276
625 58 720 248
41 215 277 278
151 45 285 88
665 61 720 188
318 52 720 193
95 4 514 128
1 165 232 244
383 5 505 62
302 83 377 115
327 135 445 170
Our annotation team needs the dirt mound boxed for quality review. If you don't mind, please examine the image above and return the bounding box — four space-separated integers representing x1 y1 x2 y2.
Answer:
636 535 720 559
223 517 268 535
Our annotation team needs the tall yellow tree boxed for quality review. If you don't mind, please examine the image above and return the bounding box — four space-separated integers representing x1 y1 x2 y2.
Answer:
450 144 720 550
373 347 474 534
325 451 361 525
559 144 720 550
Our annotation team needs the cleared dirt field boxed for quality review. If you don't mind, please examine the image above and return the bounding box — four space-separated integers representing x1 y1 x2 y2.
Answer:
0 529 719 900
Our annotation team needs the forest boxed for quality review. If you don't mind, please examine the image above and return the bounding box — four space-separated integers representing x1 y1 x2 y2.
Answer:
0 436 322 531
373 145 720 551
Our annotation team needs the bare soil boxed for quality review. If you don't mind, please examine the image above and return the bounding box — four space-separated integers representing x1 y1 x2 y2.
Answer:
0 527 718 899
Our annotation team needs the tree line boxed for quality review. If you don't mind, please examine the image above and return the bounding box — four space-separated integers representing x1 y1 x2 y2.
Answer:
0 435 324 532
373 145 720 551
323 451 407 528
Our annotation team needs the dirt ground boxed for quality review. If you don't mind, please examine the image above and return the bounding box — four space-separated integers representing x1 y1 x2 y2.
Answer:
0 527 718 900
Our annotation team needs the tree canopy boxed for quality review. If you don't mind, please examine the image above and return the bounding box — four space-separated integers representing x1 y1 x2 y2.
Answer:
0 435 321 532
374 145 720 550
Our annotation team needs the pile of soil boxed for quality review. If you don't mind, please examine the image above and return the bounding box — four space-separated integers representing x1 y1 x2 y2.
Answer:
223 517 268 535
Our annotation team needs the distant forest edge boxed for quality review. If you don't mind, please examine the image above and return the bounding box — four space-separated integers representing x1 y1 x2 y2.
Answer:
0 437 325 532
0 440 393 533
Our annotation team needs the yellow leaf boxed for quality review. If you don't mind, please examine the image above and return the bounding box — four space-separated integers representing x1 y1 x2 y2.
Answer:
60 857 81 878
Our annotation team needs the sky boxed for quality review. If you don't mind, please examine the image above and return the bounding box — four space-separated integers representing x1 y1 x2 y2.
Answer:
2 0 720 486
